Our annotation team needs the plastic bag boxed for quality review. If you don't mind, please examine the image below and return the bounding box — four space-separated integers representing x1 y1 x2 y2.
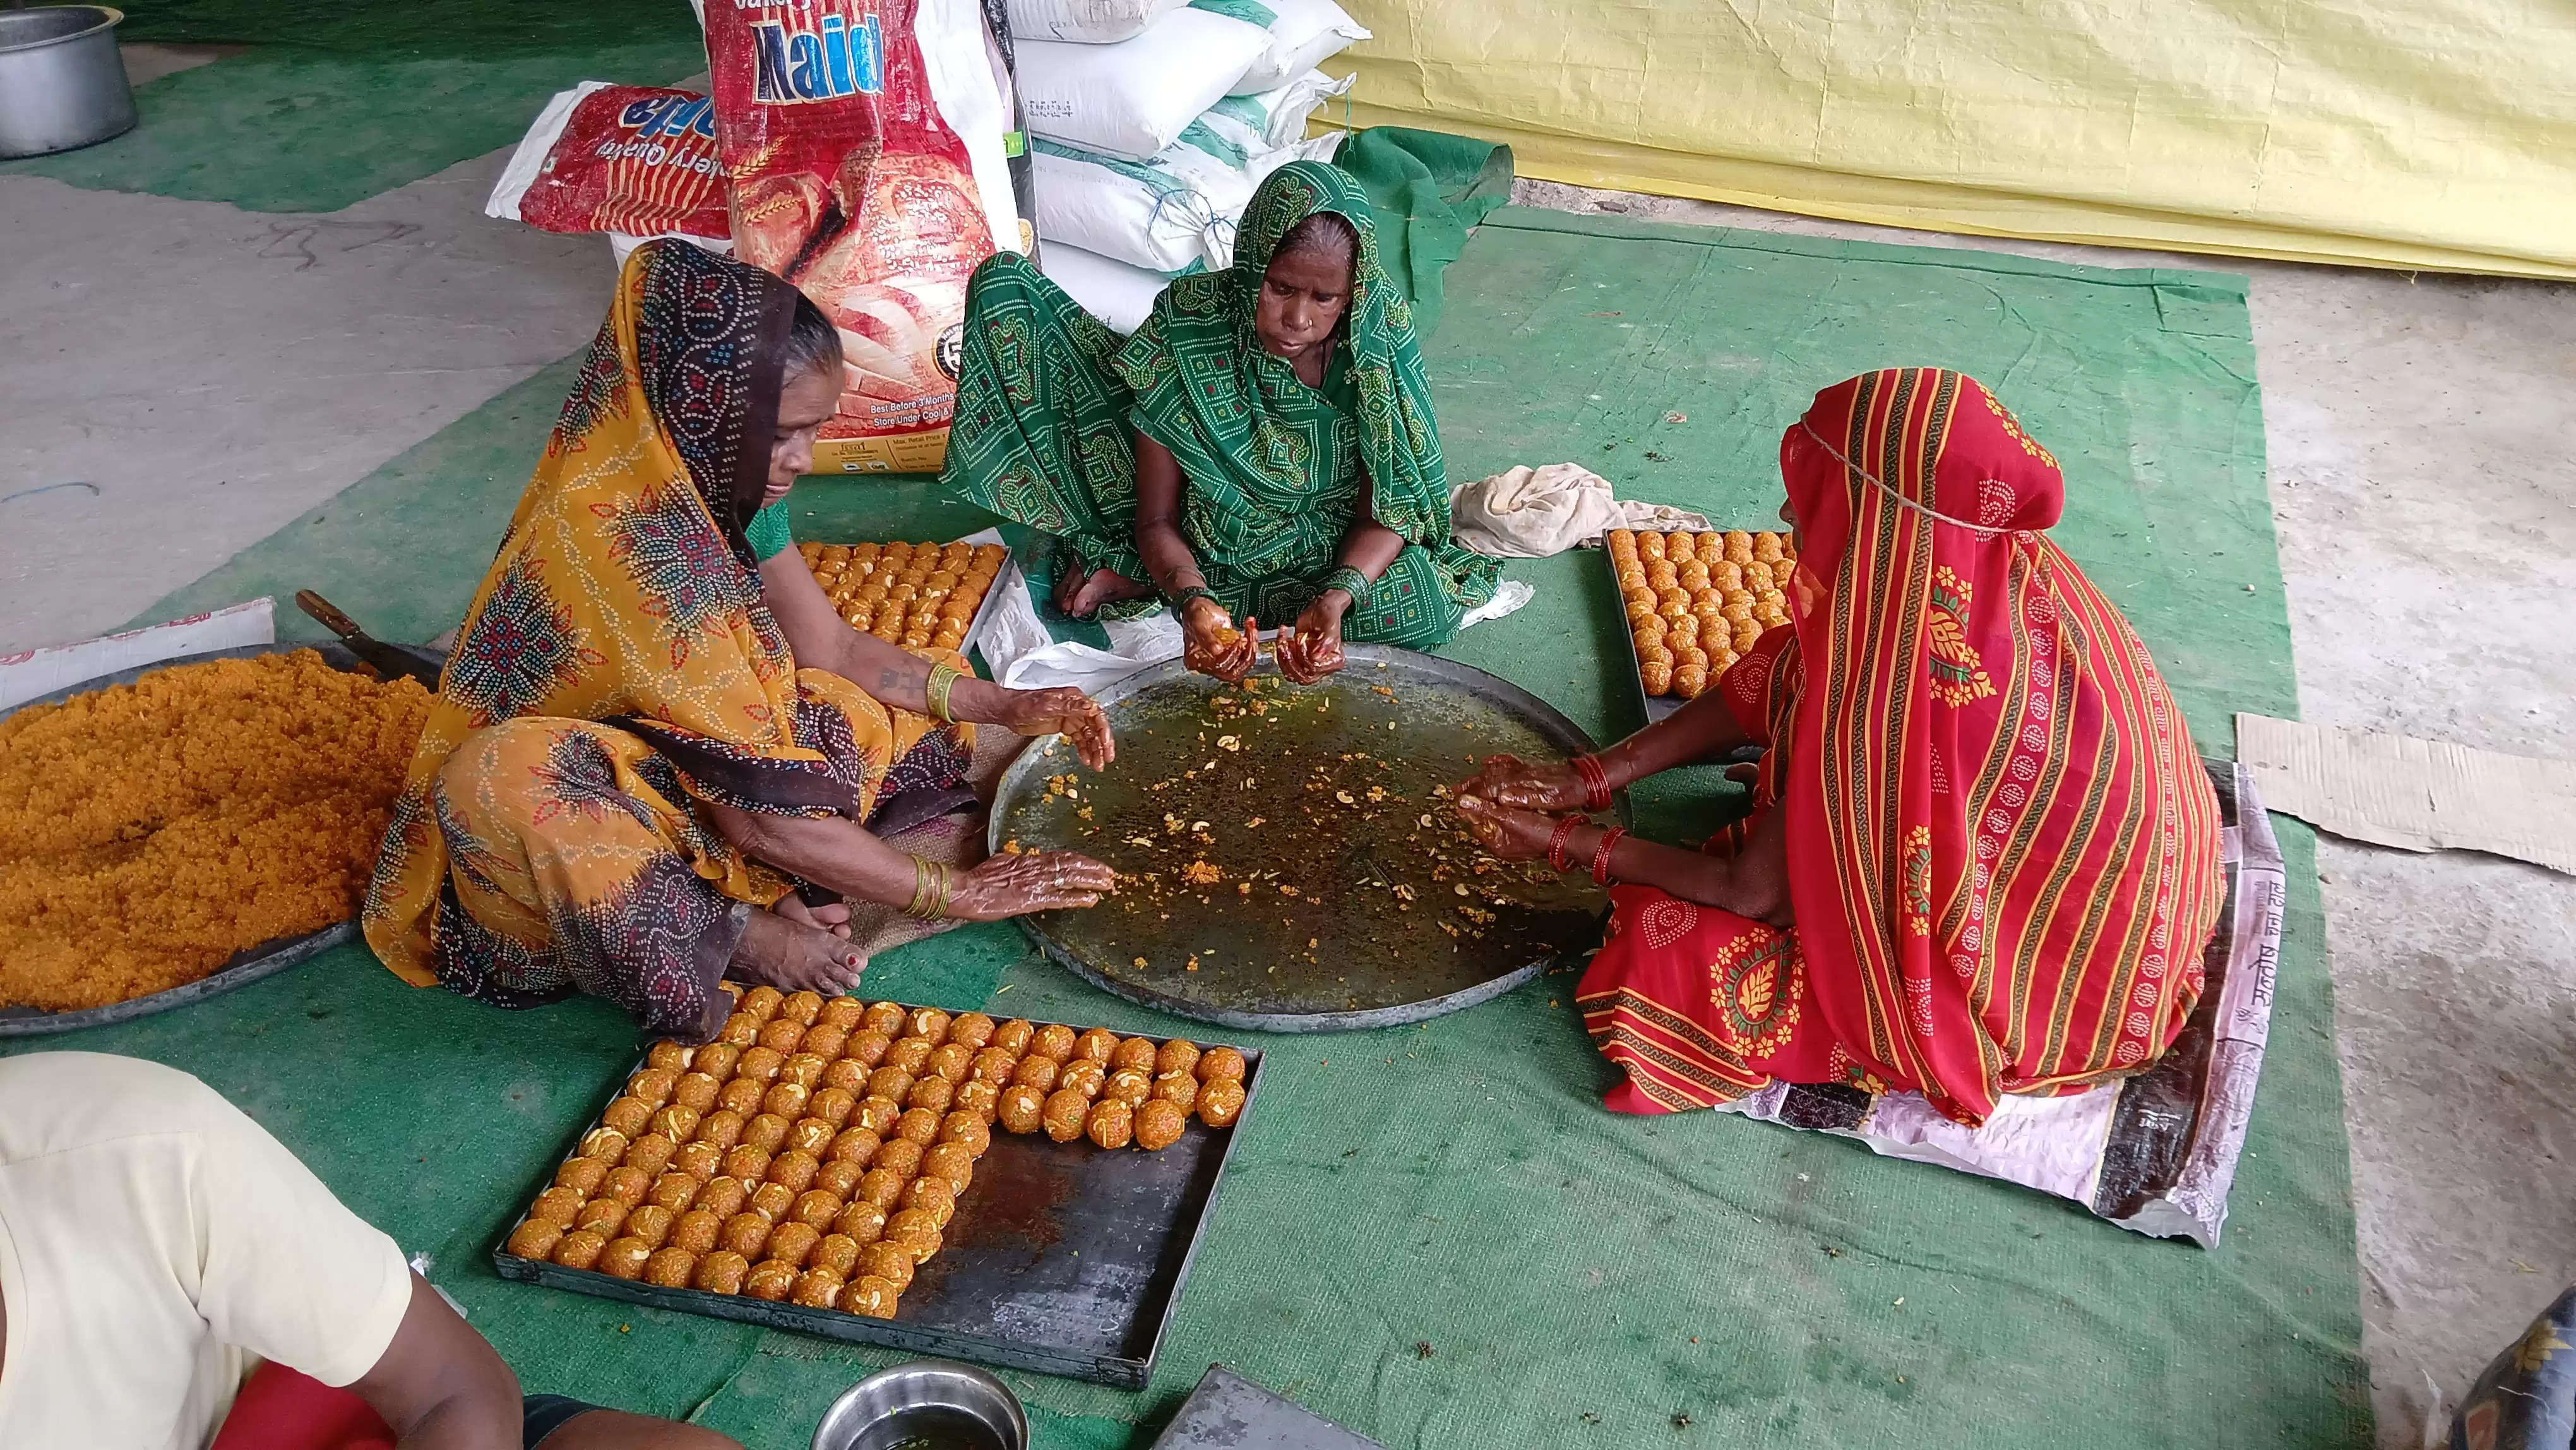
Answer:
1228 0 1368 95
1016 5 1270 159
707 0 1023 473
486 82 730 246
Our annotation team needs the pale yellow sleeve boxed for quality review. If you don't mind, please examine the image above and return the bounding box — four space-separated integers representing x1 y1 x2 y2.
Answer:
186 1081 415 1388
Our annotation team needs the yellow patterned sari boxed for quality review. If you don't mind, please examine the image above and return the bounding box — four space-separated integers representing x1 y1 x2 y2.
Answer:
361 241 967 1036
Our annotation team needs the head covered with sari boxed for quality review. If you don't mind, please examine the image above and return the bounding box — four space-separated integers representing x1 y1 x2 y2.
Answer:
1772 368 2224 1123
365 240 885 987
1112 160 1463 582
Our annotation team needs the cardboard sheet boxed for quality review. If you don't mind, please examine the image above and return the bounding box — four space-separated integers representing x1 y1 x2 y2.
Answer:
1321 0 2576 278
2236 713 2576 875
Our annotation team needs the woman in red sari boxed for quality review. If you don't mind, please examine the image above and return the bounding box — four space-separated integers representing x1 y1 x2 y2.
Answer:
1457 368 2224 1126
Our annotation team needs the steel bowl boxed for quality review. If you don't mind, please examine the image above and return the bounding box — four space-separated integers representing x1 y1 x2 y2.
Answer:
810 1360 1028 1450
0 6 136 158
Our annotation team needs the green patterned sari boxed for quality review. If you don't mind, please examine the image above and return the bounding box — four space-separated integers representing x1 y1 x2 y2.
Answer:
943 161 1498 645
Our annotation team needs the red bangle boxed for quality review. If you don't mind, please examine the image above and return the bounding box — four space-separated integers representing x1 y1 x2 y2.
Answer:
1591 826 1627 886
1571 754 1613 812
1547 815 1582 872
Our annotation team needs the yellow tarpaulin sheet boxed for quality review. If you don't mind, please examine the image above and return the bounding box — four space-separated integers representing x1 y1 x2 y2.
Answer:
1328 0 2576 279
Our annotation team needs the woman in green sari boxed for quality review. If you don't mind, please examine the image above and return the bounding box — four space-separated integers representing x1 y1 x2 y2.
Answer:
943 161 1498 683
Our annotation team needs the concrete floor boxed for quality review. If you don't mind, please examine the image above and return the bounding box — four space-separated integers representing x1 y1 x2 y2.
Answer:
3 49 2570 1441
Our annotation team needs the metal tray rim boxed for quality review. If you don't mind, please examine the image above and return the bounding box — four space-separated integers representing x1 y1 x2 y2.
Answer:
987 643 1623 1033
491 1009 1266 1389
0 641 424 1037
1607 548 1683 728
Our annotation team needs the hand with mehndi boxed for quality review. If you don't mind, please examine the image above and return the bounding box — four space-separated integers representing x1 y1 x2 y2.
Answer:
1453 794 1561 862
1179 598 1258 683
1456 752 1590 813
1275 594 1348 684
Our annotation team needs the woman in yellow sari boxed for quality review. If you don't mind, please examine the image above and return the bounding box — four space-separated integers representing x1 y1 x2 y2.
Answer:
363 241 1115 1042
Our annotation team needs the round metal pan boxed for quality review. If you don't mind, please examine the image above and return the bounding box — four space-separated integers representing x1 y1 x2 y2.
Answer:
989 644 1622 1034
0 641 429 1037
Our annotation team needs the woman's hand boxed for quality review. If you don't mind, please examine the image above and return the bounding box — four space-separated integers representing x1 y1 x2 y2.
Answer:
946 849 1118 921
1180 597 1258 684
1457 752 1591 813
991 686 1116 769
1275 594 1349 685
1453 794 1564 863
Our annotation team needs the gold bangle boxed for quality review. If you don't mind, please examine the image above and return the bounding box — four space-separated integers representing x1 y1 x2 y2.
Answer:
925 861 953 921
924 662 961 724
903 858 937 920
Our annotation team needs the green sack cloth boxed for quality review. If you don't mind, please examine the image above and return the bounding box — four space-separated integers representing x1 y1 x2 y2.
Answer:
1331 126 1515 339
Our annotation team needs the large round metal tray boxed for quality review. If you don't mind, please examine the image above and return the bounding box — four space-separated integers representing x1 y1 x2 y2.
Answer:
0 641 430 1037
989 644 1622 1033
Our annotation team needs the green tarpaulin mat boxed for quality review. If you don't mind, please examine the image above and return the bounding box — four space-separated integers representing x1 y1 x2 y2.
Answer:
76 208 2366 1449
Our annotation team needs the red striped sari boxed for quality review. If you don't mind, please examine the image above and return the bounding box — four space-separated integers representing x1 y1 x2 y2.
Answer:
1578 369 2224 1127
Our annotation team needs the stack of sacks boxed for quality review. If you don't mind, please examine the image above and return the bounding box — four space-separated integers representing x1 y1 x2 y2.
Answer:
1010 0 1368 330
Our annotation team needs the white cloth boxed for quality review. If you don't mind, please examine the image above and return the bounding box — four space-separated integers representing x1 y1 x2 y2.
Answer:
998 582 1535 694
1446 463 1712 558
0 1053 413 1449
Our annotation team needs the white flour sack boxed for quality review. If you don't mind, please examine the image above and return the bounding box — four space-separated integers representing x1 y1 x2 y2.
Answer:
1032 126 1338 272
1038 242 1171 333
1032 141 1225 273
1004 0 1186 42
1196 68 1351 153
1015 3 1270 159
1228 0 1367 94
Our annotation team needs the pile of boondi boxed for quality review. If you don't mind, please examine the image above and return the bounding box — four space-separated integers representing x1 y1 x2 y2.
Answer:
0 650 431 1012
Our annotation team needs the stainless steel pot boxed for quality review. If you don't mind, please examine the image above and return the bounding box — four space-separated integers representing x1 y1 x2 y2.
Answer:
0 6 135 158
809 1360 1028 1450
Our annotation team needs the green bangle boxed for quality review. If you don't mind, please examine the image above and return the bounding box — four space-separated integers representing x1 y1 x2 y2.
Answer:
1320 566 1371 609
924 662 962 724
1167 584 1217 612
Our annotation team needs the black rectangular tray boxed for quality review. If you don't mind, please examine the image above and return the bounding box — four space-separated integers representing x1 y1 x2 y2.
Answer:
493 1010 1264 1388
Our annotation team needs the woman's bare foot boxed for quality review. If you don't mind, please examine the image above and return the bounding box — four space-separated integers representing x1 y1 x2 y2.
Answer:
729 904 866 995
1052 558 1154 619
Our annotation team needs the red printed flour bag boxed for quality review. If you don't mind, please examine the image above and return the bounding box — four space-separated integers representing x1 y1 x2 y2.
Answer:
707 0 1008 473
486 83 731 247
